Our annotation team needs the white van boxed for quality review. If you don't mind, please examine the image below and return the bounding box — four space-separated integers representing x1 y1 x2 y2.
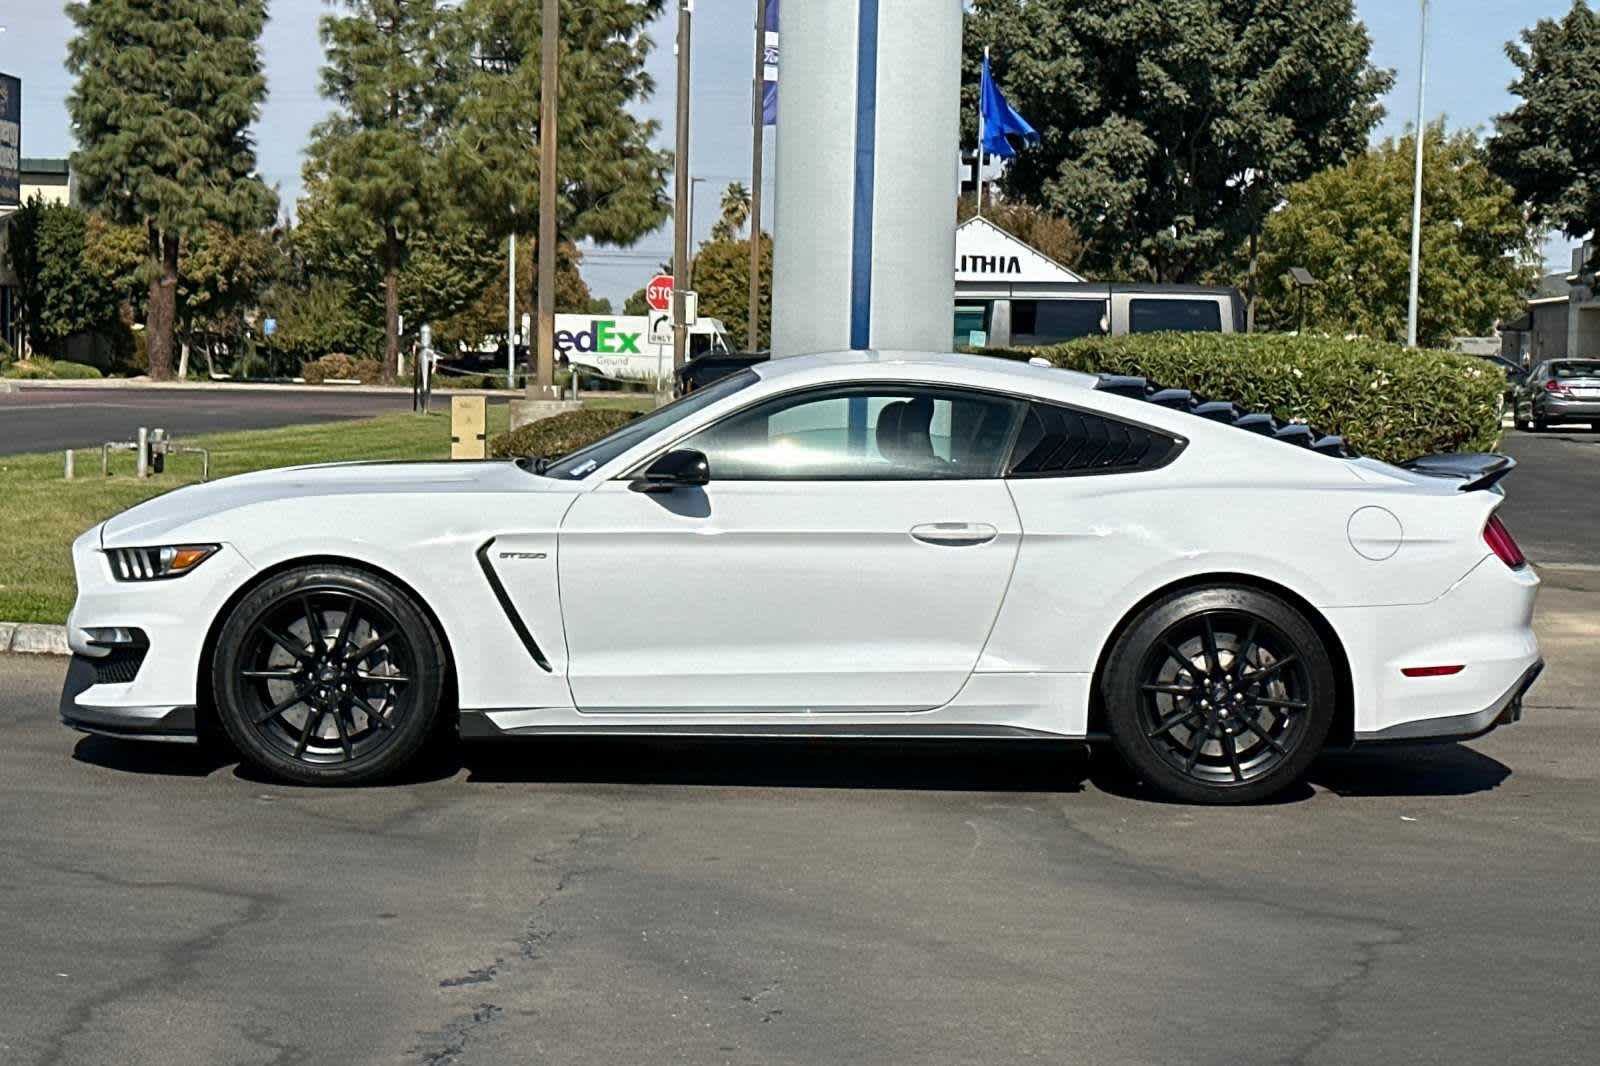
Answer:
555 314 732 384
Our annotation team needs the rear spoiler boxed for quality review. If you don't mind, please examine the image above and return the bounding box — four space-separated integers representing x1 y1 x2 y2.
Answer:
1399 452 1516 492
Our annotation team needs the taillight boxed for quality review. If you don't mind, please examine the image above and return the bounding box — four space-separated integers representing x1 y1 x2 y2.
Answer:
1483 515 1526 569
1543 379 1571 396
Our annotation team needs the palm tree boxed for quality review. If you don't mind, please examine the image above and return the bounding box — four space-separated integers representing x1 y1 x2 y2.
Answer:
710 182 752 242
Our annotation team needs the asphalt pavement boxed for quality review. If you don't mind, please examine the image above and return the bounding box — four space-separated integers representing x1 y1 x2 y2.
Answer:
0 386 415 456
0 417 1596 1065
1499 425 1600 566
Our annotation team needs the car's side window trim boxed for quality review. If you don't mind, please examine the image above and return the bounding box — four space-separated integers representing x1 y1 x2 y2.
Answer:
617 380 1029 483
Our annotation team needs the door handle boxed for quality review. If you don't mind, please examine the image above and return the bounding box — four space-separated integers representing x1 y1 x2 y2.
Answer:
910 522 999 547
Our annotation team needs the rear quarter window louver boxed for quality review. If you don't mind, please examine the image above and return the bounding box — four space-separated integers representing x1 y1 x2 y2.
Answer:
1093 375 1354 458
1009 403 1185 477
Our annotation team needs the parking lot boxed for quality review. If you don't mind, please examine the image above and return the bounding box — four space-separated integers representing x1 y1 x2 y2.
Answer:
1 428 1597 1065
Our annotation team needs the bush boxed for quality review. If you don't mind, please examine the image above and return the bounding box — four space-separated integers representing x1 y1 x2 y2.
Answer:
1 358 105 380
995 333 1503 463
301 353 384 385
488 408 639 459
0 337 15 365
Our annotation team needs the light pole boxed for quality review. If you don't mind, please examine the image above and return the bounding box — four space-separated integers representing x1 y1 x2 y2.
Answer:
747 0 768 352
531 0 561 400
1406 0 1429 349
686 176 706 287
671 0 693 372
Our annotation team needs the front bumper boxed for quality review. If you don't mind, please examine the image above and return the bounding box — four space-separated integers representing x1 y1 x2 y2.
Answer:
59 524 255 744
59 654 198 743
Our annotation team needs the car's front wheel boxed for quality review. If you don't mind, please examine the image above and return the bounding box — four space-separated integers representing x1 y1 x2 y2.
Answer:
1102 586 1336 804
211 564 447 785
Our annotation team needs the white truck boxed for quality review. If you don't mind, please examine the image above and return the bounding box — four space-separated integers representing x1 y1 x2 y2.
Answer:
555 313 733 385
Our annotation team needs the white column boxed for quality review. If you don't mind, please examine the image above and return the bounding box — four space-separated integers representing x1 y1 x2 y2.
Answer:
770 0 962 356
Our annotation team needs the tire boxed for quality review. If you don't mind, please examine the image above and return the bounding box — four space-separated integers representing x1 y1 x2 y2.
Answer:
1101 586 1336 805
1532 417 1547 433
211 564 448 785
1514 415 1530 432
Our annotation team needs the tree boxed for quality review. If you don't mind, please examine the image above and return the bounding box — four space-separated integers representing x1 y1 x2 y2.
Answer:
438 237 598 351
956 195 1087 271
710 183 751 242
66 0 277 379
292 172 498 360
690 236 771 351
0 197 122 356
177 224 283 377
448 0 671 249
307 0 466 380
623 288 651 316
962 0 1392 283
1258 124 1537 347
1489 2 1600 276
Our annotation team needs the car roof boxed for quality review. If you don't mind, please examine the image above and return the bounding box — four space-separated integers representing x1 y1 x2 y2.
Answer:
750 349 1101 392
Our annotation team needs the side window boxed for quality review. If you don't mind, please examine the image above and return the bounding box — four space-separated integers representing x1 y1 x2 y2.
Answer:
1013 299 1108 346
684 386 1023 481
1008 402 1183 477
1128 298 1223 334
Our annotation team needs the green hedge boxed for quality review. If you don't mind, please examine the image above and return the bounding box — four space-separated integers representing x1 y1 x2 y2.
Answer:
488 408 639 460
1 358 105 380
996 333 1502 463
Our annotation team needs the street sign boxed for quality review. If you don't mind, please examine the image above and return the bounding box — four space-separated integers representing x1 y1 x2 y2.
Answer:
648 311 673 345
0 73 20 207
645 274 674 312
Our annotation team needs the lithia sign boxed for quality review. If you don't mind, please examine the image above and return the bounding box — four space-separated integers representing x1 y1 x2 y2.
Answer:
0 74 20 207
954 216 1085 284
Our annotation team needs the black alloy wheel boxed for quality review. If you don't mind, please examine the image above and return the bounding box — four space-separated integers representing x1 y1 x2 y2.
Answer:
1103 586 1335 804
212 565 446 785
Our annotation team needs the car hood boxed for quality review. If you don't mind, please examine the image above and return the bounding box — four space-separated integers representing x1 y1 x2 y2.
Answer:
101 460 573 546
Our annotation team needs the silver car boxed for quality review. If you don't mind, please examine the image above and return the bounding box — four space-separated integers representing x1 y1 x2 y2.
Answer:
1514 359 1600 432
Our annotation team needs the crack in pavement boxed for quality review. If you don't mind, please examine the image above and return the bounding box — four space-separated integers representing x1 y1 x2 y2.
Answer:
31 865 283 1066
408 819 630 1065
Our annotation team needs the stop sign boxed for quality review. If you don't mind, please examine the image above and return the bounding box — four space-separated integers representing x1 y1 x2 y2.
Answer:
645 274 674 312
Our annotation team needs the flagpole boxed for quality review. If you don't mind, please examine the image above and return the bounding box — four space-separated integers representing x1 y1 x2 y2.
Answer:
1406 0 1428 349
976 47 987 218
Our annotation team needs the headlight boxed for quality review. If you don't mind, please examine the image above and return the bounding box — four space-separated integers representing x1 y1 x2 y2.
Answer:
106 545 219 581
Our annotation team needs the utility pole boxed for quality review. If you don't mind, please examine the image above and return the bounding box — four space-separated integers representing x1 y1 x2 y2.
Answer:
1406 0 1428 350
531 0 561 399
747 0 766 352
507 232 516 385
671 0 693 372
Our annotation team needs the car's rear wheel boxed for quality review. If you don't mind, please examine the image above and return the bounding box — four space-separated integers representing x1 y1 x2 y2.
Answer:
211 564 447 785
1102 586 1335 804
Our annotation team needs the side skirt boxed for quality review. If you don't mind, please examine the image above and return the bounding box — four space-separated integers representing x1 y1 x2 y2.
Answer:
459 713 1073 742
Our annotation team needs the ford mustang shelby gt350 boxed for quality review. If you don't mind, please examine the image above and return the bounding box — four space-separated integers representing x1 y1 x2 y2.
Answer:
61 351 1542 803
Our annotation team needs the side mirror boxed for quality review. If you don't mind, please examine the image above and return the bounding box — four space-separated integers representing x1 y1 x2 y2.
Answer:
632 448 710 493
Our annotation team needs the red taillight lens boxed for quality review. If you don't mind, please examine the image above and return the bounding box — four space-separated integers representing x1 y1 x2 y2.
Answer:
1544 379 1570 395
1484 515 1526 569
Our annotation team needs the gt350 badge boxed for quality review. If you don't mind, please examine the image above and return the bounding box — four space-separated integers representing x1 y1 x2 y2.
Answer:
498 551 547 560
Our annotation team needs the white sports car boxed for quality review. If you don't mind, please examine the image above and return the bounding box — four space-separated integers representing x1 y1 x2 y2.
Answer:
61 351 1542 803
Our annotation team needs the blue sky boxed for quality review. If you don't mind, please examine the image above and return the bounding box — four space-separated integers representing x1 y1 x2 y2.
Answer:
0 1 1583 304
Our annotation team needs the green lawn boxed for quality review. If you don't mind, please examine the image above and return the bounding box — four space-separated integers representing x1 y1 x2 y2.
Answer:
0 395 653 625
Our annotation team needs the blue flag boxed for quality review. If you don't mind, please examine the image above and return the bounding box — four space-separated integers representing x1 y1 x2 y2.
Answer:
979 51 1037 158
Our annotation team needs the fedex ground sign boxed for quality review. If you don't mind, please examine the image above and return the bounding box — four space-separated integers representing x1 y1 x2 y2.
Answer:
555 318 643 355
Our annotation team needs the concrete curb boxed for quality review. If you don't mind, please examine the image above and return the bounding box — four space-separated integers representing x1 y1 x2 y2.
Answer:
0 623 71 656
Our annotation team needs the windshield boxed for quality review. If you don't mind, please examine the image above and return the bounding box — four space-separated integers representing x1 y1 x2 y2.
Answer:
540 369 761 479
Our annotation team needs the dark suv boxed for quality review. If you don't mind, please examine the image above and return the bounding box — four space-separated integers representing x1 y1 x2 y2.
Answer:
1514 359 1600 432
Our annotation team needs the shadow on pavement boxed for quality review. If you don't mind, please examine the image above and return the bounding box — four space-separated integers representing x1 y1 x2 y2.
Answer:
1309 743 1512 797
70 731 1512 801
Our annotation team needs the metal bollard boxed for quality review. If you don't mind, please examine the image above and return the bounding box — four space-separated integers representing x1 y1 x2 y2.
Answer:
64 450 74 481
135 427 149 479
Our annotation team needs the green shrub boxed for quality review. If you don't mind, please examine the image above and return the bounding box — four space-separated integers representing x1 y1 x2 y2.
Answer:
488 408 639 459
0 337 15 365
994 333 1502 463
1 358 105 380
301 353 383 385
